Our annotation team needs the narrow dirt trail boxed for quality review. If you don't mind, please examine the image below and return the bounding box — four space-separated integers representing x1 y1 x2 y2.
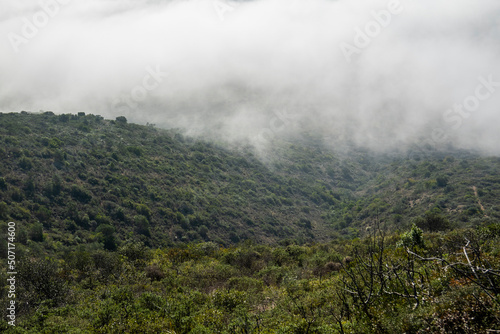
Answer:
472 186 486 214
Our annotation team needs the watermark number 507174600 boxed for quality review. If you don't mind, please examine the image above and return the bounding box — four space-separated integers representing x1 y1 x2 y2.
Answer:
6 222 17 326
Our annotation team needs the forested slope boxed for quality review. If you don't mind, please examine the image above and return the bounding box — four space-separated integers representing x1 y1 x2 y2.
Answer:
0 112 499 252
0 112 500 333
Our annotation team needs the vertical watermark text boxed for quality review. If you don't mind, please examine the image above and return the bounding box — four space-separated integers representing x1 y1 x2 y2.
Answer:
6 222 17 326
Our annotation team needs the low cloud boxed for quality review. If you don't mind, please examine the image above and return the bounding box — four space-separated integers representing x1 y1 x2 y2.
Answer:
1 0 499 154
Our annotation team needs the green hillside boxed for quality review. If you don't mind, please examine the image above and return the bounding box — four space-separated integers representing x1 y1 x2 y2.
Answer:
0 112 498 250
0 112 343 249
0 112 499 333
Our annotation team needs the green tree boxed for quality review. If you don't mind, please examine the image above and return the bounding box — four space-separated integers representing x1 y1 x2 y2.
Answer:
436 175 449 187
30 222 44 242
97 224 118 251
116 116 127 123
416 209 450 232
134 215 151 237
398 223 424 249
0 177 7 190
17 257 67 308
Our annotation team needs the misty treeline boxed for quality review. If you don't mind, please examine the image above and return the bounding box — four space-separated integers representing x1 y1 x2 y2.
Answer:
1 222 499 333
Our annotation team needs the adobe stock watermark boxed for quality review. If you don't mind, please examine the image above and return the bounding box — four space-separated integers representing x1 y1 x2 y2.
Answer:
254 109 299 146
111 65 168 114
442 75 499 130
212 0 237 21
7 0 72 53
408 75 499 159
339 0 403 63
6 222 17 326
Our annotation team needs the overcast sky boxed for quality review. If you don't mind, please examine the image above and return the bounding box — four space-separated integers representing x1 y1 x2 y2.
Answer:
1 0 499 154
